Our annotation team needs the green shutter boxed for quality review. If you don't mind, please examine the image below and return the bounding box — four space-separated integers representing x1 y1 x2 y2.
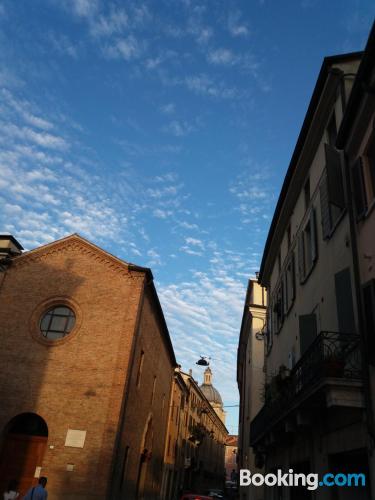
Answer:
298 233 305 283
310 208 317 264
299 314 317 356
320 173 332 239
325 143 345 209
351 157 368 219
334 268 356 334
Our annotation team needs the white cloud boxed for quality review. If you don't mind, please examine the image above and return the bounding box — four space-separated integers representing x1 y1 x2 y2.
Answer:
158 248 250 404
63 0 99 18
162 120 194 137
147 248 162 266
160 103 175 115
185 237 204 249
0 122 68 150
228 11 250 37
207 48 237 66
184 74 238 99
48 32 80 59
103 35 143 61
153 208 173 219
2 89 54 130
89 7 129 37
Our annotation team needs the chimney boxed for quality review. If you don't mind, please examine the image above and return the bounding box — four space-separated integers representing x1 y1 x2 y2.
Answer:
0 235 23 260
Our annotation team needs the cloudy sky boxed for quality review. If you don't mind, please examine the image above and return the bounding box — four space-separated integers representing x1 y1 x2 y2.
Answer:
0 0 373 433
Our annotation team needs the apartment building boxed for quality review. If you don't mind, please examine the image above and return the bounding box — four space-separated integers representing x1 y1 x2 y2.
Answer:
180 369 228 495
336 21 375 496
237 279 267 500
248 48 373 500
161 369 189 500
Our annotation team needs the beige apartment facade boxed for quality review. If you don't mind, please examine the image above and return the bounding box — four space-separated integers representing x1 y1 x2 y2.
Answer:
336 22 375 497
250 49 373 500
237 279 267 500
0 234 176 500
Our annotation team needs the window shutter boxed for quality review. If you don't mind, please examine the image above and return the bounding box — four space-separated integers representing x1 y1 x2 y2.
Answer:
291 253 296 301
283 275 288 315
351 157 368 219
310 208 317 263
362 281 375 365
334 268 356 334
320 173 331 239
299 314 317 356
298 233 305 283
325 144 345 208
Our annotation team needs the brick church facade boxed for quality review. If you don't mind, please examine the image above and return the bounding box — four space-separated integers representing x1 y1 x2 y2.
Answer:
0 234 176 499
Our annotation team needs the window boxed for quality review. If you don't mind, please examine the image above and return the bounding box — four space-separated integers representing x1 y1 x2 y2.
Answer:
285 253 296 312
366 133 375 197
287 224 291 250
272 284 283 334
353 132 375 220
327 111 337 146
40 305 75 340
136 351 144 388
265 307 273 355
352 157 368 219
362 280 375 365
298 209 317 283
320 144 345 238
299 313 317 356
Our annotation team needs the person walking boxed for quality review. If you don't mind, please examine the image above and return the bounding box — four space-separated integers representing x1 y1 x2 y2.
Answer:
3 479 19 500
23 477 48 500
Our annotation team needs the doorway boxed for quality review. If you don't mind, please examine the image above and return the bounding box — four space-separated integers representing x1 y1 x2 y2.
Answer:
0 413 48 497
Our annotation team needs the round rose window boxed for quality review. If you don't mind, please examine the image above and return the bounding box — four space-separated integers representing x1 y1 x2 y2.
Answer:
40 305 76 340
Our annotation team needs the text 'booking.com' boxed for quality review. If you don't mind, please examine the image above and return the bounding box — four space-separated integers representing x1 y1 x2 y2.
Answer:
240 469 366 490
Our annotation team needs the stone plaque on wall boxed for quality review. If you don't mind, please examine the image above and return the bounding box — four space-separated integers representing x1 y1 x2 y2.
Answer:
65 429 86 448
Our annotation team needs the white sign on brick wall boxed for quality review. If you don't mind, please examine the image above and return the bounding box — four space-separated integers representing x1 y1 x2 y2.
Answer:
65 429 86 448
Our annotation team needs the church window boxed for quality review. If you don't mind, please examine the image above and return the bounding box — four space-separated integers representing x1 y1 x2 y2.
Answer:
40 305 75 340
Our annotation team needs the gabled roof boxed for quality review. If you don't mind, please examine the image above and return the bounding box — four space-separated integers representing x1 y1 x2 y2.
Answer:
11 233 177 366
13 233 153 277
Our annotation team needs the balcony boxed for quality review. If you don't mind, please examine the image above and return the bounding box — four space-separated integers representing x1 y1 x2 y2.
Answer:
250 331 363 446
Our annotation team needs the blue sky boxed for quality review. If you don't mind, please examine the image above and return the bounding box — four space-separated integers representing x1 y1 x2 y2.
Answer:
0 0 373 434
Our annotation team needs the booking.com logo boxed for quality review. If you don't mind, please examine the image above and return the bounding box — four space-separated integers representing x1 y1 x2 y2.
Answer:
240 469 366 491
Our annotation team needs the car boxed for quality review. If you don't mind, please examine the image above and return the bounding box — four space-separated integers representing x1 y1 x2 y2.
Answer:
204 489 224 498
180 495 213 500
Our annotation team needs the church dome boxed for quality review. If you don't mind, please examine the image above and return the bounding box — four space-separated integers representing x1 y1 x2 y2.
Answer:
199 367 223 406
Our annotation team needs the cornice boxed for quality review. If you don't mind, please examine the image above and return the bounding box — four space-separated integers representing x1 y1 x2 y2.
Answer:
11 235 140 278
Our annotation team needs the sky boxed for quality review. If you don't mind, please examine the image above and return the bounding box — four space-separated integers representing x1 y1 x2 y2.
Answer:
0 0 374 434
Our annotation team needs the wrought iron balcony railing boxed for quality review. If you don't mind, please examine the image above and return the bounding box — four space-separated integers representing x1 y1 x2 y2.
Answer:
250 331 362 445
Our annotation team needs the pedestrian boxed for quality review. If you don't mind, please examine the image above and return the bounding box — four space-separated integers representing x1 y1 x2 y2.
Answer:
3 479 19 500
23 477 48 500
